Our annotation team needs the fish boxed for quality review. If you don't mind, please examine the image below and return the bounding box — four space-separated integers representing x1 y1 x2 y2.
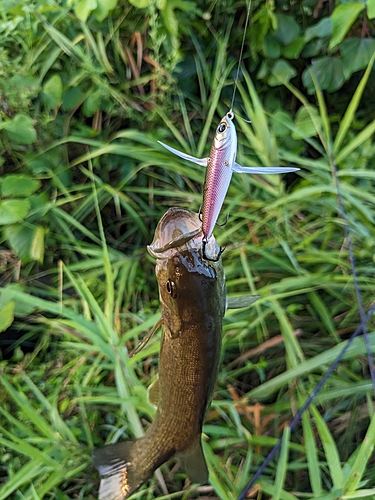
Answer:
93 207 259 499
158 110 299 258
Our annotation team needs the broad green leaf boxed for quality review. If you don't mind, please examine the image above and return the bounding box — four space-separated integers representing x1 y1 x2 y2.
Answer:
283 37 305 59
274 13 300 46
128 0 150 7
269 59 297 86
271 110 294 137
302 57 345 94
4 224 44 263
329 2 365 50
0 301 14 333
0 199 30 225
292 105 322 139
263 34 281 58
305 18 332 42
1 175 40 198
94 0 118 21
341 38 375 79
41 74 63 109
368 0 375 18
28 193 51 219
1 114 37 144
62 87 84 111
70 0 97 22
83 89 102 117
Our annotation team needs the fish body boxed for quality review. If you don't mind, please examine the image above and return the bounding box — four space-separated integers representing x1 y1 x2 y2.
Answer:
158 110 299 243
93 208 226 499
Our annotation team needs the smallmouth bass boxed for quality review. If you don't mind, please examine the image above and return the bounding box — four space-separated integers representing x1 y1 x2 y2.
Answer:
93 207 226 499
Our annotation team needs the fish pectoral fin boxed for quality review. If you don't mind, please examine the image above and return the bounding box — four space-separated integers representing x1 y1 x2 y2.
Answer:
131 318 163 357
179 438 208 484
147 376 160 408
226 295 260 309
93 441 136 499
233 161 300 174
158 141 208 167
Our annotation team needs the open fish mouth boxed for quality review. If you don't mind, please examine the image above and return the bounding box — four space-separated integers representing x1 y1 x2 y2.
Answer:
147 208 202 258
147 207 222 261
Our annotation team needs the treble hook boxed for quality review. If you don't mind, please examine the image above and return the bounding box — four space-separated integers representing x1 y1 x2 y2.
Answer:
215 212 230 227
202 239 225 262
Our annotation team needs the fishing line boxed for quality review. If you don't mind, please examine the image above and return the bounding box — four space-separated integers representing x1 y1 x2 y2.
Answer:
236 304 375 500
237 163 375 500
230 0 252 111
331 162 375 391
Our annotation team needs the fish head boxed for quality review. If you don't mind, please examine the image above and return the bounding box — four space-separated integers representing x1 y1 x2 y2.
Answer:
147 208 226 335
213 109 237 151
158 249 225 336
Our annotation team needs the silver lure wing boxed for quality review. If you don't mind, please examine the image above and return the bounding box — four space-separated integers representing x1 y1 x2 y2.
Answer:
233 162 299 174
158 141 208 167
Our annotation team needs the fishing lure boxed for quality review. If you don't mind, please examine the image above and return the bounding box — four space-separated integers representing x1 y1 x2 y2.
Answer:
158 110 299 260
93 208 258 499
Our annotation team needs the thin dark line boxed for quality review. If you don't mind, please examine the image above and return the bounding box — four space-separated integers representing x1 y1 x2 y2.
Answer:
331 162 375 390
230 0 251 110
236 305 375 500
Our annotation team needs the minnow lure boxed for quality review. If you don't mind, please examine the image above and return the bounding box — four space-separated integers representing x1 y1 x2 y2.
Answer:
93 208 258 499
158 110 299 259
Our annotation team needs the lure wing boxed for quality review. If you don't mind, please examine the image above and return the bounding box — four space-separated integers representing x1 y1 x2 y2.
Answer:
233 162 299 174
158 141 208 166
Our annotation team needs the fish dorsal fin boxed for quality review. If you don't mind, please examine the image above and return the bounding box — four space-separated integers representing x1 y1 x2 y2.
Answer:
226 295 260 309
148 377 160 408
178 437 208 484
131 318 163 357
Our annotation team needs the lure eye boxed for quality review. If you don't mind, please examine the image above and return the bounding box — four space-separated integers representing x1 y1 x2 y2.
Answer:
218 123 226 133
166 279 177 298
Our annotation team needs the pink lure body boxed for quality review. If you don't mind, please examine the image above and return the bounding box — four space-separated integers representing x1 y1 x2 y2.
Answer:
201 111 237 241
158 109 299 249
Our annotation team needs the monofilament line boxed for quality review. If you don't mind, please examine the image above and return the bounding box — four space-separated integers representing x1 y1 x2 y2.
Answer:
332 162 375 391
230 0 252 111
237 304 375 500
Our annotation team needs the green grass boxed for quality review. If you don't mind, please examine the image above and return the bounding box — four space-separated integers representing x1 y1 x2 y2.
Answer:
1 1 375 499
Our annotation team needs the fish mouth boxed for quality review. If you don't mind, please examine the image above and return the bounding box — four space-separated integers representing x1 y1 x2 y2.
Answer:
147 208 203 258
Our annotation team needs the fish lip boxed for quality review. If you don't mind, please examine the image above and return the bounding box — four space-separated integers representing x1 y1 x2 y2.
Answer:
147 227 201 257
148 207 203 258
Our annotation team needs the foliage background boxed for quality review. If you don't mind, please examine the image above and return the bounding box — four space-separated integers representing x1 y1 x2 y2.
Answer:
1 0 375 499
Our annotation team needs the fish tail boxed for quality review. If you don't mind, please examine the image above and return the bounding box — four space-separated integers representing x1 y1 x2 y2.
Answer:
93 441 142 500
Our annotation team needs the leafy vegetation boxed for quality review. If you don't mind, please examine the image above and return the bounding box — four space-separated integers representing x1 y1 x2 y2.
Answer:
1 0 375 499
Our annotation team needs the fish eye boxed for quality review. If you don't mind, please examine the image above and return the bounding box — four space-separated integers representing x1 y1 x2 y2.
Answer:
166 279 177 298
218 123 226 133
